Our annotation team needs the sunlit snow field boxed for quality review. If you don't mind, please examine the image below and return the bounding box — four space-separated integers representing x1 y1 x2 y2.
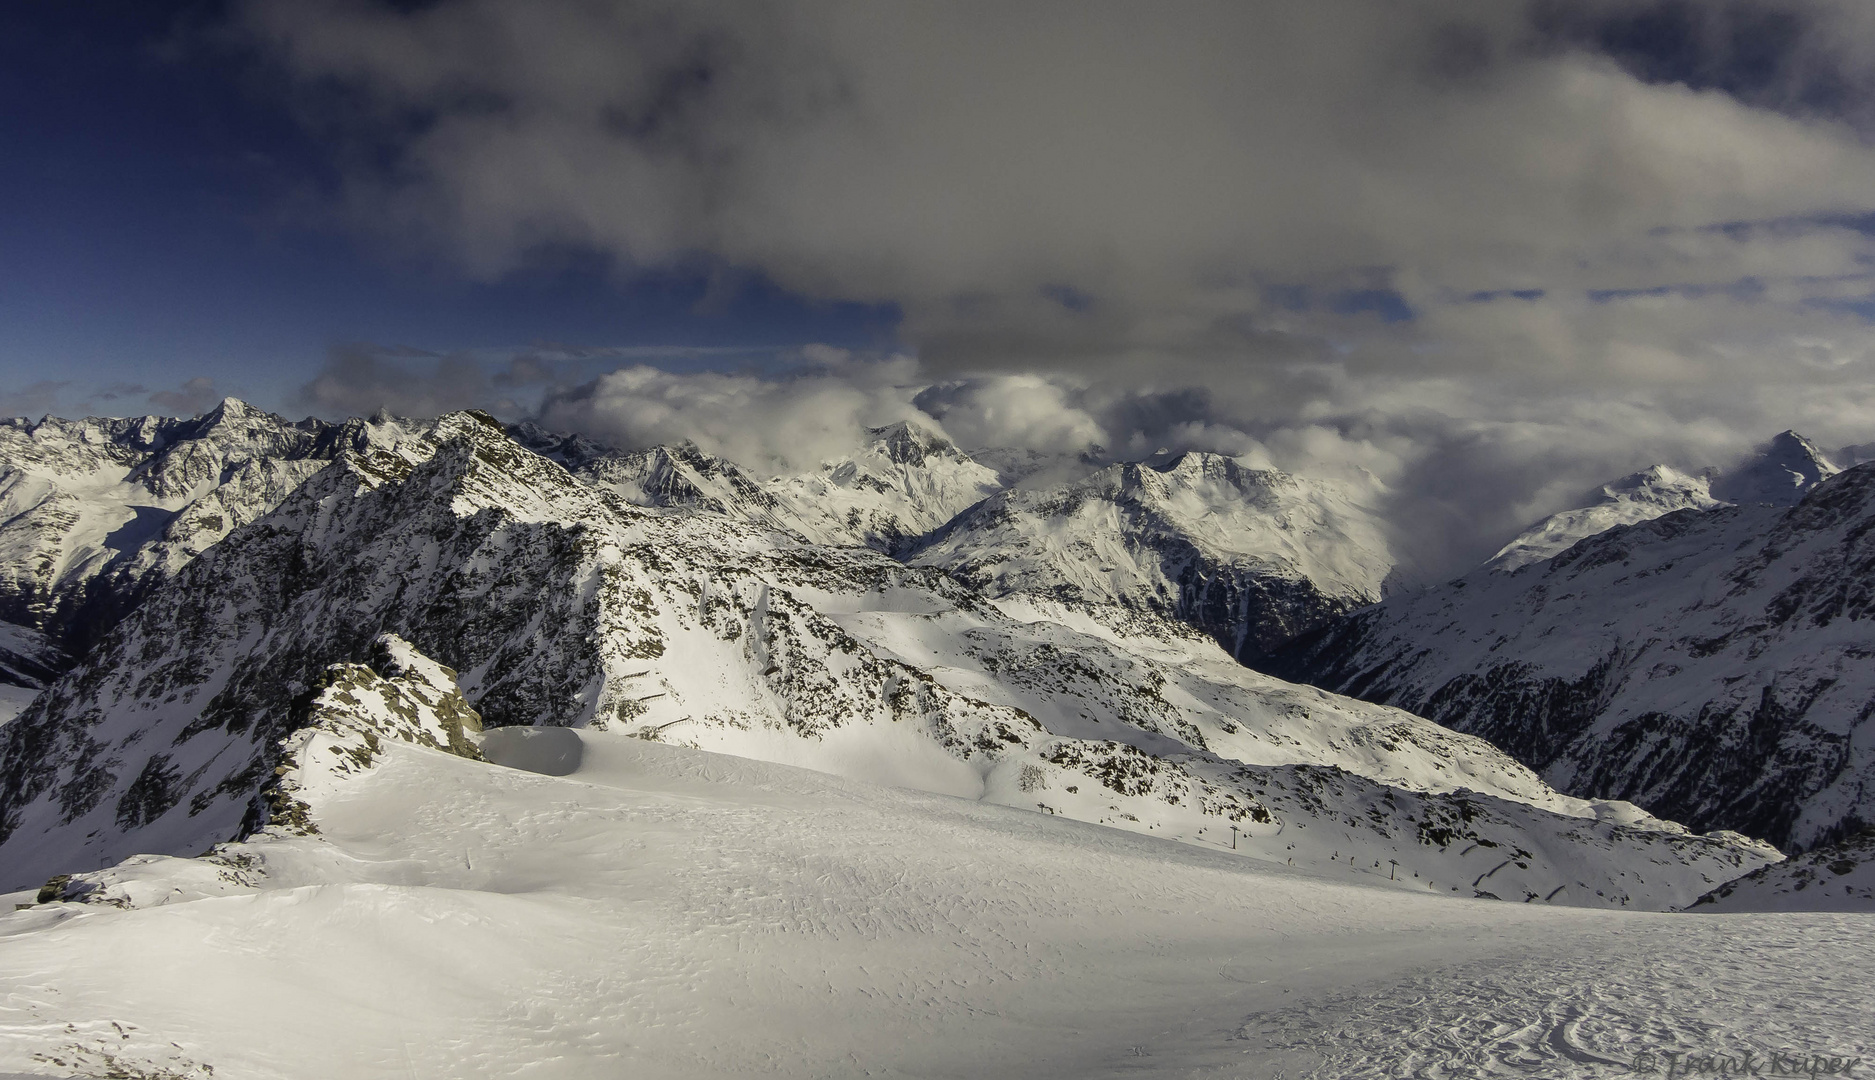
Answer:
1 733 1868 1079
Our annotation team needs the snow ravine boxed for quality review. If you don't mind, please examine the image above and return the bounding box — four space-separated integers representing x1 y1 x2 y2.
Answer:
0 734 1865 1080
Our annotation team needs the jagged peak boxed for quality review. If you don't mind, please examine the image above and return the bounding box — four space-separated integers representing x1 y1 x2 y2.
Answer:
1138 450 1290 495
1711 429 1841 506
1146 448 1234 472
864 420 964 466
203 396 255 420
1589 464 1716 505
426 409 510 444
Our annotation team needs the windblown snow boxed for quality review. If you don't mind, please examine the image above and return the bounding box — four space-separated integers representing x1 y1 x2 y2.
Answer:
1 701 1865 1079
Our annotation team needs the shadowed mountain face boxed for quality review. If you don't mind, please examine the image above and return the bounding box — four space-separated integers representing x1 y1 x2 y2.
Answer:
1266 461 1875 852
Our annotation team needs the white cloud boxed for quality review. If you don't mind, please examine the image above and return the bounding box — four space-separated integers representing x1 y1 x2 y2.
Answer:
240 0 1875 575
535 352 926 472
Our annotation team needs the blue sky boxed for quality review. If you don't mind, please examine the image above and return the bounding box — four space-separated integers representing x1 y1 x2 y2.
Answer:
0 1 897 419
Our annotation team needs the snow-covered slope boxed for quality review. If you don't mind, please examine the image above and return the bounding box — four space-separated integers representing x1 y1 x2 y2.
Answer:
1487 431 1837 573
912 452 1395 663
1269 461 1875 852
0 398 395 672
1689 829 1875 912
516 419 1002 555
0 413 1771 908
0 724 1865 1079
0 620 61 692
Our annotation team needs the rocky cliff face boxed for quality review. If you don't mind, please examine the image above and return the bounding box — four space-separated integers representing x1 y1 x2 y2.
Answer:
1268 461 1875 852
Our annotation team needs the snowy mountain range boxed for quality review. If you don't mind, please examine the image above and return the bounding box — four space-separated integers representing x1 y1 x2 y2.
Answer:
6 398 1875 1078
1487 431 1839 571
911 451 1394 665
0 403 1781 913
0 399 401 681
513 419 1005 557
1269 433 1874 853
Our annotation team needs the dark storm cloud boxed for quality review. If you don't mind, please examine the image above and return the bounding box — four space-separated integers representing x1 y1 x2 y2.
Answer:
148 376 223 416
0 382 68 420
296 341 800 423
298 344 492 419
238 0 1875 575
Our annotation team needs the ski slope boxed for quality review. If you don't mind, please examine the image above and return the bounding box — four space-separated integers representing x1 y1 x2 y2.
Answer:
1 734 1865 1080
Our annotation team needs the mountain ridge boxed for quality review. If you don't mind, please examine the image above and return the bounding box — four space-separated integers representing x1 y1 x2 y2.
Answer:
0 409 1772 909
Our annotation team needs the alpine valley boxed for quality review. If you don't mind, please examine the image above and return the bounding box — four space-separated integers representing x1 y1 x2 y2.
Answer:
0 402 1869 1079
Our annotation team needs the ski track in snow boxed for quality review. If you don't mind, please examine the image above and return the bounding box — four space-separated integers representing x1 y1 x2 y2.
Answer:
1237 917 1872 1078
0 735 1865 1080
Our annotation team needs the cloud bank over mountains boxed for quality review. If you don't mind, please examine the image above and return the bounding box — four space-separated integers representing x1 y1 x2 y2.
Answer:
234 0 1875 573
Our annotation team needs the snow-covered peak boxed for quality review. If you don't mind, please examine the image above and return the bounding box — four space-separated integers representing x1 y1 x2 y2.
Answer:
573 440 782 522
1710 429 1839 506
1488 464 1726 572
1487 432 1843 574
200 396 257 422
1273 460 1875 853
768 424 1003 554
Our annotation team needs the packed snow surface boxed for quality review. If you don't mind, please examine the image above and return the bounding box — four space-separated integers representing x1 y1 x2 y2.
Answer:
0 735 1866 1080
